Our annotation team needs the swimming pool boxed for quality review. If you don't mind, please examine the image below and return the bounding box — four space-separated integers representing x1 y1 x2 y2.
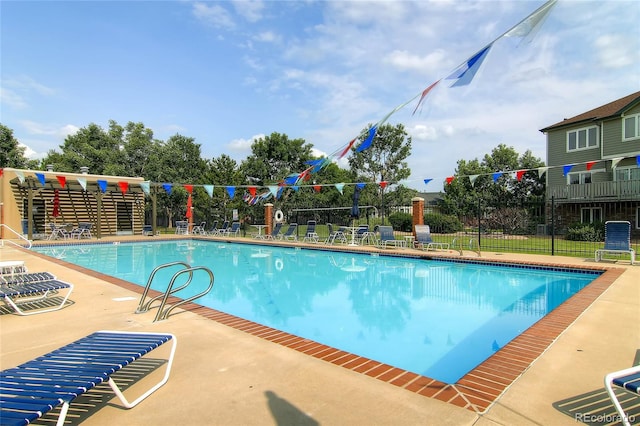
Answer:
34 240 600 384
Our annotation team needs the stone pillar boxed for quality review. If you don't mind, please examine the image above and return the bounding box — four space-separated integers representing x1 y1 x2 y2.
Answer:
412 197 424 237
265 203 274 236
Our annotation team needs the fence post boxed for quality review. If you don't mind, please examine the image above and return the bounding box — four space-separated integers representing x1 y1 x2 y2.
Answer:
411 197 424 237
265 203 273 236
551 196 555 256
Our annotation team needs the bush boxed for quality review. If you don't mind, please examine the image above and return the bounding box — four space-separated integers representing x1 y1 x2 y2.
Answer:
424 213 463 234
388 212 413 232
565 222 604 242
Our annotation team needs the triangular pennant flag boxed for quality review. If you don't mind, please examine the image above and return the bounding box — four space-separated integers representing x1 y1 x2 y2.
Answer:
355 182 366 190
493 172 503 182
504 0 557 40
516 170 526 181
537 166 548 178
203 185 214 198
119 181 129 193
226 186 235 198
292 185 299 191
469 174 479 186
163 183 173 194
338 139 356 159
0 168 3 177
585 161 596 171
335 183 344 194
140 181 150 195
97 180 107 193
248 186 256 196
56 176 66 187
184 184 193 194
35 173 46 186
77 177 87 191
356 125 378 152
445 176 455 185
412 80 440 116
446 44 492 87
379 181 388 189
15 170 25 184
562 164 574 176
611 157 623 169
636 155 640 167
268 185 279 198
423 179 433 186
313 185 321 193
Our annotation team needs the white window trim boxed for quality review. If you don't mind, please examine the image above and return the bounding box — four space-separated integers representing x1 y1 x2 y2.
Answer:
622 113 640 141
636 207 640 230
566 168 604 184
580 207 602 224
566 126 599 152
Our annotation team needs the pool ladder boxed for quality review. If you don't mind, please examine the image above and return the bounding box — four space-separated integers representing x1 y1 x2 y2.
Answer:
451 237 481 257
135 261 215 322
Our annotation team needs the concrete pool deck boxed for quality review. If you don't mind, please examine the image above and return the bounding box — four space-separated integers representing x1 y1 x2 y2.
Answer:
1 236 638 425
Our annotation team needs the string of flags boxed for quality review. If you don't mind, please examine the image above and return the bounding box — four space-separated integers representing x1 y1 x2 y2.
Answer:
3 153 638 205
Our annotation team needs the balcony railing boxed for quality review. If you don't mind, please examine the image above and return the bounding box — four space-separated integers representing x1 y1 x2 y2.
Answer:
547 179 640 201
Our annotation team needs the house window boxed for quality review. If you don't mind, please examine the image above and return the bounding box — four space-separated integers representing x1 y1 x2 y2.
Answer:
615 166 640 181
581 207 602 224
567 126 598 151
637 207 640 230
623 113 640 140
568 172 592 185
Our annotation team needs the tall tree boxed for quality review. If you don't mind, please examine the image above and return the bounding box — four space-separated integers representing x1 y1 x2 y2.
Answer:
0 124 29 168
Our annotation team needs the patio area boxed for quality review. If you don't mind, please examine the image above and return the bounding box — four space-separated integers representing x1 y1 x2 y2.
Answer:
0 236 638 425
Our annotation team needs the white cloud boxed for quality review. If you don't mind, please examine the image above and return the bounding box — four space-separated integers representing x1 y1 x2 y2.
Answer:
227 134 264 154
0 87 28 109
595 34 638 68
232 0 265 23
192 2 235 29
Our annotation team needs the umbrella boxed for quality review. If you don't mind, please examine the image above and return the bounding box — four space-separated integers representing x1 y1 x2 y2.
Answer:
351 186 361 219
52 189 60 221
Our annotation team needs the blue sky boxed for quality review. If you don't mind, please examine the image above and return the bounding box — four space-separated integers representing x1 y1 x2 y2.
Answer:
1 0 639 191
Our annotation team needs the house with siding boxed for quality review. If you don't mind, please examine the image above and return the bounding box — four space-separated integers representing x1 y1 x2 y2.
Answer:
540 91 640 235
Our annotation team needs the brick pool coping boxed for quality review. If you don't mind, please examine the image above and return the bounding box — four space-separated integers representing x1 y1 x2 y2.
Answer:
28 238 624 413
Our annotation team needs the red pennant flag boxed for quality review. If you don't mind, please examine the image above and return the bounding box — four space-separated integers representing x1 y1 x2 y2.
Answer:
445 176 455 185
586 161 596 171
184 184 193 194
118 181 129 193
248 186 256 196
516 170 526 181
313 185 321 193
379 181 388 189
338 139 356 159
0 168 4 177
56 176 66 187
186 194 192 218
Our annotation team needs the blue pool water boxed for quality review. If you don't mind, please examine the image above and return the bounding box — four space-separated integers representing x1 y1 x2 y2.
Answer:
34 240 600 383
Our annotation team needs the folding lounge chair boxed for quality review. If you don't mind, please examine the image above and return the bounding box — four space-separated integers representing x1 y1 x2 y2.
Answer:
324 223 347 245
225 222 241 237
595 221 636 265
377 226 406 249
174 221 189 235
71 222 93 239
142 225 154 236
0 330 177 426
0 277 73 315
215 220 229 236
265 222 283 240
191 221 207 235
302 220 319 243
1 271 56 285
604 365 640 426
414 225 449 251
280 223 298 241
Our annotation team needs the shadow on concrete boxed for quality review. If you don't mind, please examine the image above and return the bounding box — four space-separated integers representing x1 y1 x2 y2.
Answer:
266 390 320 426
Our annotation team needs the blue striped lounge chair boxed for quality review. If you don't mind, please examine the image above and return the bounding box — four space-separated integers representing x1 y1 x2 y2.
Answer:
604 365 640 426
595 221 636 265
414 224 449 251
281 223 298 241
377 226 406 249
0 330 177 426
302 220 319 243
264 222 283 240
0 276 73 316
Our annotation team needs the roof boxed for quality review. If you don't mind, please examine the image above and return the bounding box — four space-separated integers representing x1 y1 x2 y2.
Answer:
539 90 640 133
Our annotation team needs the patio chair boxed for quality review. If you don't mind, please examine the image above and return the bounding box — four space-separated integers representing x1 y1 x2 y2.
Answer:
595 221 635 265
71 222 93 239
207 220 219 235
0 330 176 425
214 220 230 236
192 221 207 235
175 221 189 235
302 220 319 243
142 225 154 236
377 226 406 249
0 277 74 315
265 222 283 240
0 270 56 285
604 365 640 426
49 223 69 240
414 224 449 251
324 223 347 245
225 222 241 237
280 223 298 241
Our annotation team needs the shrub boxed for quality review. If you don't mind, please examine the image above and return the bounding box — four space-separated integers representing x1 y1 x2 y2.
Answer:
388 212 413 232
424 213 463 234
565 222 604 242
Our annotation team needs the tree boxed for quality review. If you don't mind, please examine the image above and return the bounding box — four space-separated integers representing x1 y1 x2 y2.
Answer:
0 124 29 168
348 123 412 222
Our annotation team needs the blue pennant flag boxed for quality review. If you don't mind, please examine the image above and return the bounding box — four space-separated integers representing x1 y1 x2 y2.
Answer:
356 125 377 152
35 173 46 186
446 44 492 87
97 180 108 193
162 183 172 194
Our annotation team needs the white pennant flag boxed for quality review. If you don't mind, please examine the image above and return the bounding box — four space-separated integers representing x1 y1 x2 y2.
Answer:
140 181 150 195
334 183 344 194
611 157 623 169
537 166 549 178
15 170 25 184
203 184 214 198
77 177 87 191
469 175 479 186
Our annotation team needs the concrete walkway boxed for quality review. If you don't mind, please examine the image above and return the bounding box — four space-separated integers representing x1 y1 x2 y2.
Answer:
0 240 638 425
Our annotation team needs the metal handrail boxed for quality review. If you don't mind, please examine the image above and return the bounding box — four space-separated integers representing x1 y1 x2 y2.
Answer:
154 266 215 322
135 261 192 314
0 224 32 249
452 236 481 257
